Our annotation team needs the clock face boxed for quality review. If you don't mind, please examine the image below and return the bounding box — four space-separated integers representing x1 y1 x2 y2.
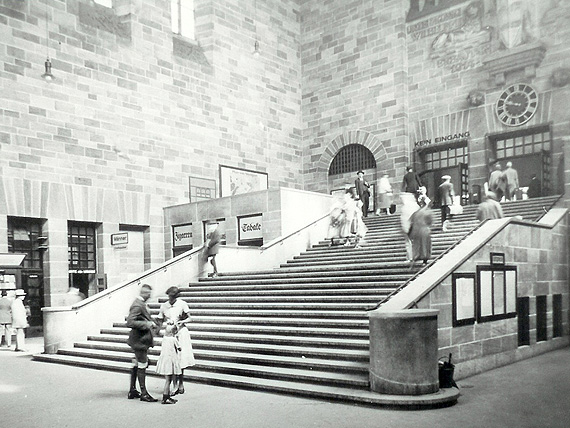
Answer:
496 83 538 127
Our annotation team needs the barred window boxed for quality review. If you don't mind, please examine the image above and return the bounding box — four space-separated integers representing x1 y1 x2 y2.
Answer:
68 222 97 272
329 144 376 176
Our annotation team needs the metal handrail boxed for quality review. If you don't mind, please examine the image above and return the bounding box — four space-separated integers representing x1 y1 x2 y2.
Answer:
260 213 330 251
64 244 205 310
367 220 488 311
370 195 565 311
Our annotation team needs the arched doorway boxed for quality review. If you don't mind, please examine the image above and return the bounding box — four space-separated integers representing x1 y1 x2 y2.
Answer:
328 144 377 214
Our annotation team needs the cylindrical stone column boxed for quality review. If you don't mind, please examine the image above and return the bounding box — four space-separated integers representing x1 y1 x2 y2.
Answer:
368 309 439 395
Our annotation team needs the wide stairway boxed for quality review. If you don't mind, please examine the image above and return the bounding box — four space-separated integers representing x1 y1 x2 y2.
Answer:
34 195 561 404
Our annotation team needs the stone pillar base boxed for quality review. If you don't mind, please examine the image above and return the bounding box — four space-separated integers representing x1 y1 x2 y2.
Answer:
369 309 439 395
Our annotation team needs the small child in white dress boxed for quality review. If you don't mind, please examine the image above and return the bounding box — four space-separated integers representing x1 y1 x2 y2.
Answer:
155 322 182 404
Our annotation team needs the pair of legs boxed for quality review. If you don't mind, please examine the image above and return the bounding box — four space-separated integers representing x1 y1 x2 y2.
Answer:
13 327 25 351
207 254 218 277
128 348 158 402
170 371 186 395
440 205 452 231
361 195 369 217
161 375 178 405
0 323 12 347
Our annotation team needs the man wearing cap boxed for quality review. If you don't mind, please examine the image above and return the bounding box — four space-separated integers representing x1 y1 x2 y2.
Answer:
438 175 455 231
354 170 371 217
126 284 159 402
11 289 29 352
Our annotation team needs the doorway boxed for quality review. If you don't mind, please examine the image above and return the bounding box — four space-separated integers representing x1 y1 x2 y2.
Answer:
420 163 468 207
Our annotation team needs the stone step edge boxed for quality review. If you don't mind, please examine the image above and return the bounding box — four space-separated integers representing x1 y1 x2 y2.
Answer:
32 354 459 408
67 346 370 370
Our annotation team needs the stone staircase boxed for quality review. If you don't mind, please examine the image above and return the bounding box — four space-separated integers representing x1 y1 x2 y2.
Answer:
34 195 561 405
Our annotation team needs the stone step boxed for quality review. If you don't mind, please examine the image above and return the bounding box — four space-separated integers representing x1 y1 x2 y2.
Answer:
74 340 369 361
87 333 370 352
109 323 370 338
60 346 370 373
32 354 460 407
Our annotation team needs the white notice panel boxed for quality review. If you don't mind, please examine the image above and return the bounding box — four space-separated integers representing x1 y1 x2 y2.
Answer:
172 223 193 248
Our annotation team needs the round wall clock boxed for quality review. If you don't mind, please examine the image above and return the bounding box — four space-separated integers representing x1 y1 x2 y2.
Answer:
495 83 538 127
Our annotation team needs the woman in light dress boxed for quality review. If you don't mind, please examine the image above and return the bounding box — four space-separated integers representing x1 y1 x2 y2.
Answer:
376 173 393 215
155 286 196 396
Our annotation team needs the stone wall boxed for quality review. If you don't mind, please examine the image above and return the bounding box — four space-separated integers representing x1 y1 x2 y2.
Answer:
0 0 304 301
416 217 569 379
300 0 411 193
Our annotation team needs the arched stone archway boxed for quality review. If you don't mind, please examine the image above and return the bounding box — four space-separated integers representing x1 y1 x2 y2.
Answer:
311 130 395 196
317 130 389 175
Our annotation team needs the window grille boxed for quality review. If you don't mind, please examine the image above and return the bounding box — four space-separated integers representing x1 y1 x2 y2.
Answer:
423 144 468 171
328 144 376 176
68 222 97 272
8 218 43 269
494 129 551 160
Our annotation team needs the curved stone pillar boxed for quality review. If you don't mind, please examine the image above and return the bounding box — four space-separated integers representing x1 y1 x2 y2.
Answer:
369 309 439 395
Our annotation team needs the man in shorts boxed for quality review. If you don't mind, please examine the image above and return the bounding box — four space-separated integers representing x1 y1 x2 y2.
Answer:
126 284 159 402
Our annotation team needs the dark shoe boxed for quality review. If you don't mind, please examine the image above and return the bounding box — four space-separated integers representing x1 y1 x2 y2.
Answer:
140 393 158 402
176 386 185 395
128 389 141 399
161 395 177 405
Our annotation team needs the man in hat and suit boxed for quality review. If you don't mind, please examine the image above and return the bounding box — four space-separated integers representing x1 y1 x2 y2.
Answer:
11 289 29 352
402 166 423 201
127 284 159 402
438 175 455 231
354 170 371 217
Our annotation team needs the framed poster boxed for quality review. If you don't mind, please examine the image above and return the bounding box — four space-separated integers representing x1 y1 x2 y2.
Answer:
476 265 517 323
237 213 263 246
219 165 268 197
189 176 216 203
452 273 476 327
172 223 193 249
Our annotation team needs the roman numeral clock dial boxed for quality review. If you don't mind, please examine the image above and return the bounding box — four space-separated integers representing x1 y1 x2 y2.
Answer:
495 83 538 127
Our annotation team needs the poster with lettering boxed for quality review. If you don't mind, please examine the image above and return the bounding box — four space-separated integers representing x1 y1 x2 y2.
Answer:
172 223 193 249
220 165 268 197
237 214 263 246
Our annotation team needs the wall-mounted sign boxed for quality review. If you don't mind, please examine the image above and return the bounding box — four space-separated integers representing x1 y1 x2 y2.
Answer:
172 223 193 248
111 232 128 246
238 214 263 245
490 252 505 266
414 131 470 148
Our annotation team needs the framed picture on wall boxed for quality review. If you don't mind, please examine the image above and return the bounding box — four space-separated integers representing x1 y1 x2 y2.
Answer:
219 165 268 197
452 273 476 327
189 176 216 203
